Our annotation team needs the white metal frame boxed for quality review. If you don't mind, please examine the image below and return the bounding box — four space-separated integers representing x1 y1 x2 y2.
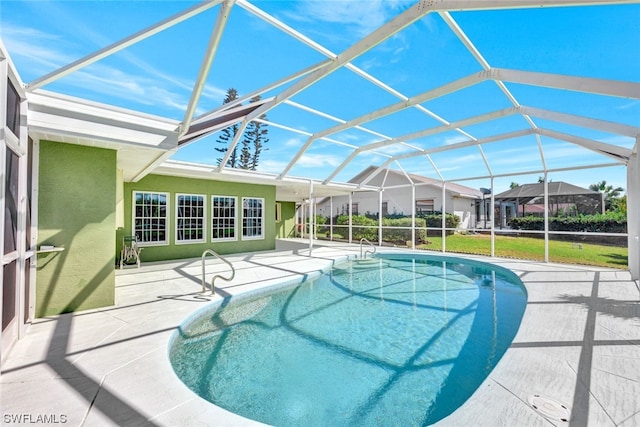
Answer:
1 45 34 366
0 0 635 283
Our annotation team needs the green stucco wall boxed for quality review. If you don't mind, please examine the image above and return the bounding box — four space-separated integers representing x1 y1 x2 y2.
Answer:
276 201 297 238
121 174 279 262
36 141 116 317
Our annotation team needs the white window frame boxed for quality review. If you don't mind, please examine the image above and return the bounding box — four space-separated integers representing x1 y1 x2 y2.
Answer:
242 197 265 240
132 191 169 246
175 193 206 244
211 195 237 242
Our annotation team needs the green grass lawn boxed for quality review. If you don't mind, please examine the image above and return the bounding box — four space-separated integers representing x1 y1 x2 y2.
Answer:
417 234 628 269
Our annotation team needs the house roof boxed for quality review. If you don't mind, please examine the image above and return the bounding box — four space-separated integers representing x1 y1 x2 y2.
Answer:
494 181 601 204
349 166 483 199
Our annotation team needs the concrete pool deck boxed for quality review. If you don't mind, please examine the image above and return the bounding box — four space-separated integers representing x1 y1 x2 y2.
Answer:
1 239 639 426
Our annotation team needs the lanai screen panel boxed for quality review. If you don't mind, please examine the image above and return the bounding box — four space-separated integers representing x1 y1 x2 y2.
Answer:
0 0 637 189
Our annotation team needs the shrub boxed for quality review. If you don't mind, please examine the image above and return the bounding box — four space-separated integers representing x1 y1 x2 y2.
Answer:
510 213 627 233
381 217 427 244
334 215 378 241
418 213 461 230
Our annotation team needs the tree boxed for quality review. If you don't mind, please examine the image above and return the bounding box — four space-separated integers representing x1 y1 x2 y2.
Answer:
510 182 520 189
611 195 627 214
246 96 269 171
216 90 269 171
215 88 240 167
589 180 624 212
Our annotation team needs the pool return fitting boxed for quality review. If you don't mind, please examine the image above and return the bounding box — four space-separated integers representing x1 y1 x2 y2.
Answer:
201 249 235 295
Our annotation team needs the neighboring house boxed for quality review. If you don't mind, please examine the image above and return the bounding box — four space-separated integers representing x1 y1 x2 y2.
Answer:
493 182 604 228
315 166 483 229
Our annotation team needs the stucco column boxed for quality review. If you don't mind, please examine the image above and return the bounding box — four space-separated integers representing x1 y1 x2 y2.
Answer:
628 141 639 281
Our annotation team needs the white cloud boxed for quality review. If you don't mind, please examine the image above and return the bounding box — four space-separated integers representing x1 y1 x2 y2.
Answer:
363 143 413 156
298 153 343 168
597 135 635 148
1 24 73 73
1 21 206 115
258 159 289 174
615 100 639 110
285 137 304 147
444 135 472 145
285 1 407 38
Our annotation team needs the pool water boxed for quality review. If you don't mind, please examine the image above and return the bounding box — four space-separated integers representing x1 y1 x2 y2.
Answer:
169 253 527 426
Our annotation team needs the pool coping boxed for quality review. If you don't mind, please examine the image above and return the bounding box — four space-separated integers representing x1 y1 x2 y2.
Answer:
1 239 638 426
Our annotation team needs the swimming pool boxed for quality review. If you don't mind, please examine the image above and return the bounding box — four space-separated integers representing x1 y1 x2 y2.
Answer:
169 253 527 426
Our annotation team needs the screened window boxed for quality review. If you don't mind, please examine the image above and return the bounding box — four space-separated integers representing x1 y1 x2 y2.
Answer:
133 191 168 245
212 196 236 241
4 148 19 254
176 194 205 243
6 78 21 138
242 197 264 240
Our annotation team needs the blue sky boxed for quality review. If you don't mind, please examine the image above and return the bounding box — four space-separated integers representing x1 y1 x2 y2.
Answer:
1 1 638 194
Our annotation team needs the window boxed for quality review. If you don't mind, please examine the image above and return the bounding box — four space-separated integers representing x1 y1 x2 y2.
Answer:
4 148 19 254
6 78 21 138
381 201 388 217
242 197 264 240
176 194 205 243
351 203 359 216
416 199 435 215
212 196 237 241
133 191 168 245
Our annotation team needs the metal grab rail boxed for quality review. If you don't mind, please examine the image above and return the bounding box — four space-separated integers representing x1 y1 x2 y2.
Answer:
201 249 235 295
359 238 376 260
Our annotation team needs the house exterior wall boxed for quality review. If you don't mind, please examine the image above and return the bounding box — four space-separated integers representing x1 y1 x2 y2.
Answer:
121 174 278 262
316 186 477 229
36 141 116 317
275 201 296 238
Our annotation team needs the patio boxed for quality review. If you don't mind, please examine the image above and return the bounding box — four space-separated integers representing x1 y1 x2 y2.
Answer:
1 239 638 426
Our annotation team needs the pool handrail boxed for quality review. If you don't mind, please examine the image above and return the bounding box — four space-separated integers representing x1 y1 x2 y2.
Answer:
201 249 235 295
360 238 376 260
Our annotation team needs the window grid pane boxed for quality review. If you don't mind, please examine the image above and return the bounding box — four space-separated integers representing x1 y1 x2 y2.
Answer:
212 196 236 240
133 191 168 244
176 194 205 243
242 198 263 239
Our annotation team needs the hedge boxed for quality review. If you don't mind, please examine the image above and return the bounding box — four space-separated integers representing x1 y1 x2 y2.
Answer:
331 214 460 243
510 213 627 233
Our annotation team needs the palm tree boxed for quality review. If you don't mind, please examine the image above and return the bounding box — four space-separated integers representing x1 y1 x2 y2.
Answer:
589 180 624 212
